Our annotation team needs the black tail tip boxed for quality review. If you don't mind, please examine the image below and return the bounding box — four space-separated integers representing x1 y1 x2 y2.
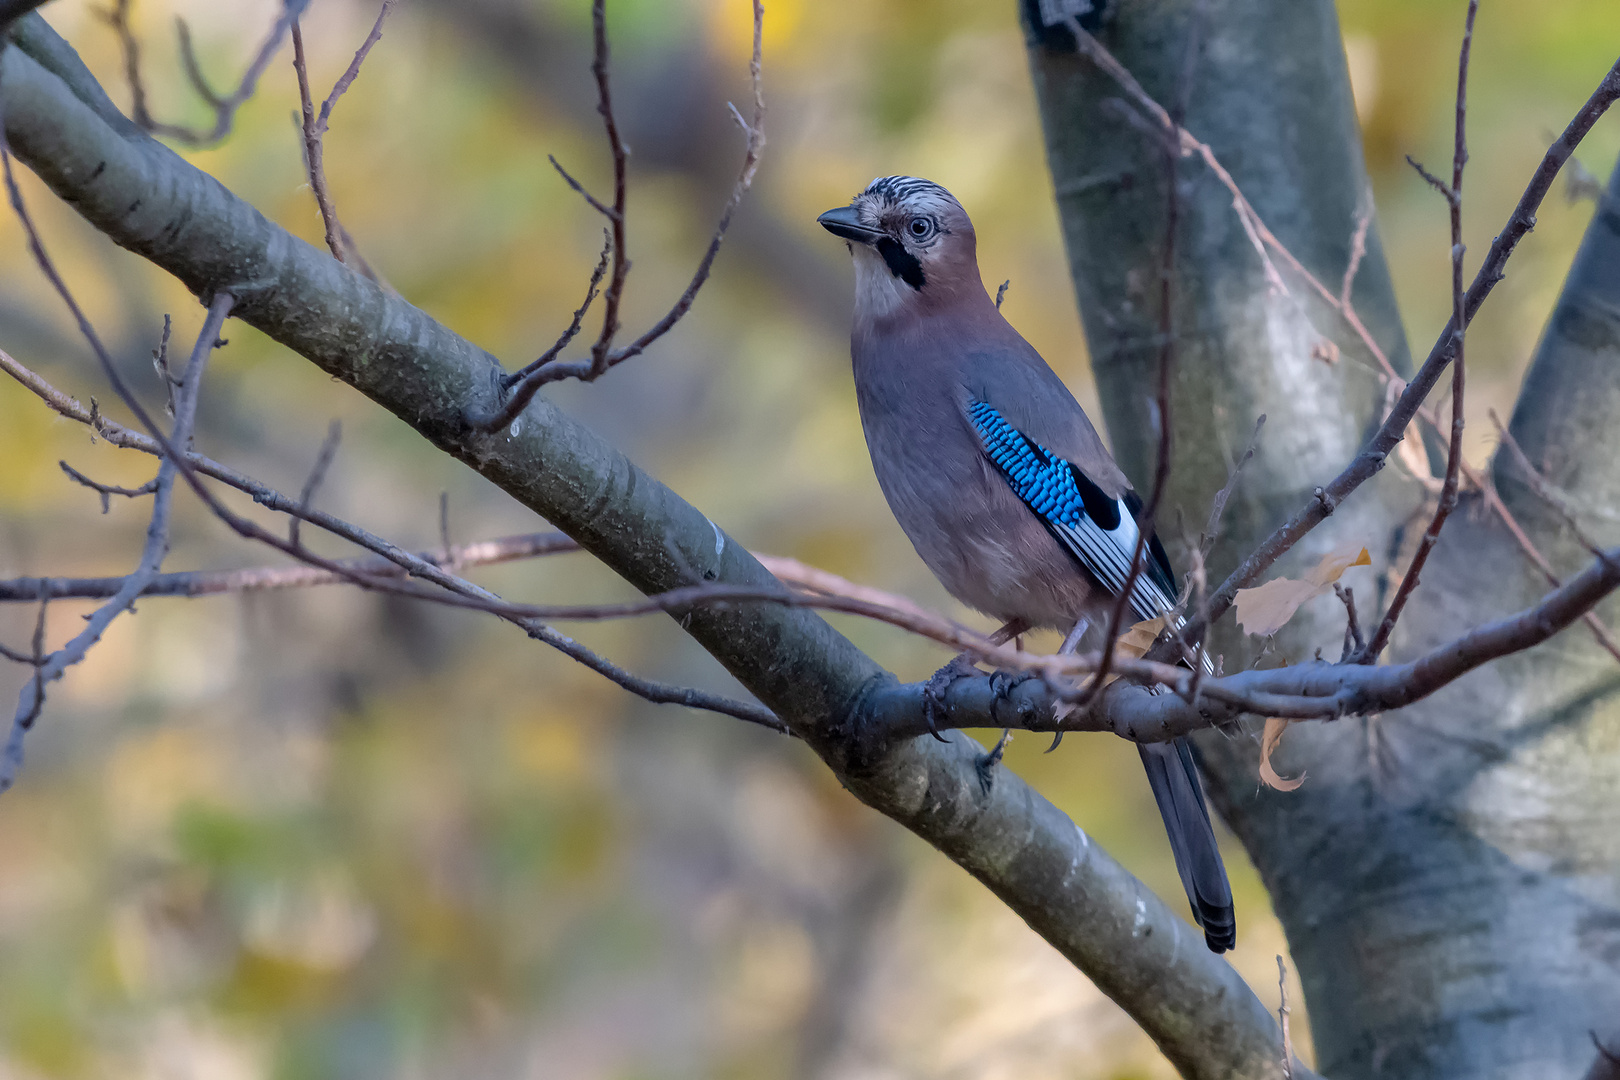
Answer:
1198 907 1237 953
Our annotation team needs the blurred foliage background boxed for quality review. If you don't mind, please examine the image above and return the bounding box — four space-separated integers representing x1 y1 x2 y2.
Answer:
0 0 1617 1076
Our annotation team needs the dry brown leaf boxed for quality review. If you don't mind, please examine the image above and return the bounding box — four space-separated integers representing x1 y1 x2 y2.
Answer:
1113 616 1167 660
1234 545 1371 637
1069 617 1168 695
1259 715 1305 791
1393 432 1443 494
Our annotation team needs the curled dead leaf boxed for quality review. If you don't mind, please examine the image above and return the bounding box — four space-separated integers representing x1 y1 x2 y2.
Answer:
1114 615 1167 660
1260 715 1305 791
1393 432 1444 494
1234 545 1371 637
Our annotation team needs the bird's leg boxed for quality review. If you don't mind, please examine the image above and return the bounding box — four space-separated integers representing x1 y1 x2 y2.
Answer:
923 617 1031 742
976 728 1013 795
971 617 1033 788
1046 616 1091 753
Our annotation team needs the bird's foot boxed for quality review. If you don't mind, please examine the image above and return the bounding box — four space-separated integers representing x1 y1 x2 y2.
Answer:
975 728 1012 795
987 669 1037 710
922 653 980 742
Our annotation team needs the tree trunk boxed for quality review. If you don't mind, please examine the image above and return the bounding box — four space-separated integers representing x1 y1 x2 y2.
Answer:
1025 2 1620 1076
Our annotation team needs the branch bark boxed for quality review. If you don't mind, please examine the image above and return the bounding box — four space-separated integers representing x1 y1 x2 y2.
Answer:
0 18 1298 1078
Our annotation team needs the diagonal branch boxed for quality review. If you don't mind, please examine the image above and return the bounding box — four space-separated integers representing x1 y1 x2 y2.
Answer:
0 31 1295 1073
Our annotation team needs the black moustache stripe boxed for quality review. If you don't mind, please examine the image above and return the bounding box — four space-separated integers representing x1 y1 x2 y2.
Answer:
875 237 926 289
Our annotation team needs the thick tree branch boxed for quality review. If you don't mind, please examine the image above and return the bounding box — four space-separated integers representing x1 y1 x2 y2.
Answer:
0 24 1294 1075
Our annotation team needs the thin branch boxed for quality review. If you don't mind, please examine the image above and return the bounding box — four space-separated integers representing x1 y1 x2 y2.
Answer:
1362 0 1478 662
1474 419 1620 666
583 0 629 378
1490 408 1608 556
477 230 611 431
58 460 157 512
548 154 619 222
0 275 231 791
1278 957 1295 1080
1200 413 1265 563
0 343 778 730
469 0 765 428
1071 7 1201 699
1335 583 1364 662
866 538 1620 739
1068 27 1620 661
101 0 306 147
0 531 580 601
1340 199 1373 310
1184 50 1620 645
291 1 392 279
288 418 340 547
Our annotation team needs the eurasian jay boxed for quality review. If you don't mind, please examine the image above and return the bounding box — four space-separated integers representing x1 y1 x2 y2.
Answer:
818 175 1237 953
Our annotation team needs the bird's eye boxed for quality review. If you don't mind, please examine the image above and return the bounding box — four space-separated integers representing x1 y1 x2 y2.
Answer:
907 216 936 240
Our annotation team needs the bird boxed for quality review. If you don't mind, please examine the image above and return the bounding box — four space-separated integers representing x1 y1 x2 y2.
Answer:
818 175 1236 953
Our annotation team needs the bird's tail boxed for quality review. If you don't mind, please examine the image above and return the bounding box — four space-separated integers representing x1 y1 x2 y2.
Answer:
1138 738 1236 952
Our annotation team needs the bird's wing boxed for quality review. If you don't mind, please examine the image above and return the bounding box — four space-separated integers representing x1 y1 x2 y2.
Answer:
967 399 1178 623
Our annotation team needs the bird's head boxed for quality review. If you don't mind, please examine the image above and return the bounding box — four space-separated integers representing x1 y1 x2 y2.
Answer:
818 176 980 319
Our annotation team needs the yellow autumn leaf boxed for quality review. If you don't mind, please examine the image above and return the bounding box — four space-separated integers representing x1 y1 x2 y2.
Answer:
1234 545 1371 637
1259 715 1306 791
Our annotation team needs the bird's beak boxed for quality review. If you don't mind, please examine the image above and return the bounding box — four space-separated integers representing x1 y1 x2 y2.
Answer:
818 205 884 245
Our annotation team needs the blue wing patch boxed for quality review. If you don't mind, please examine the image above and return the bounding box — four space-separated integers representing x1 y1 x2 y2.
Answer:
968 400 1179 623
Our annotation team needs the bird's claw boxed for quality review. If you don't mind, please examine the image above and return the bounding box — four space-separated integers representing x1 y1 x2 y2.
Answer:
975 728 1011 794
987 669 1036 712
923 654 980 742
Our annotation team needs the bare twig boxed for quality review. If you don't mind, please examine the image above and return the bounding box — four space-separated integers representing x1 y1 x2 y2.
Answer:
868 537 1620 739
1071 7 1205 701
548 155 619 222
0 531 580 601
470 0 765 429
1363 0 1478 662
1340 200 1373 310
583 0 630 377
1278 957 1295 1080
0 341 781 730
477 231 612 430
1184 50 1620 645
58 460 158 512
1335 584 1364 662
0 283 231 791
1200 414 1266 564
1474 418 1620 666
1069 27 1620 660
291 1 393 279
1490 409 1609 556
101 0 306 146
289 419 340 547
